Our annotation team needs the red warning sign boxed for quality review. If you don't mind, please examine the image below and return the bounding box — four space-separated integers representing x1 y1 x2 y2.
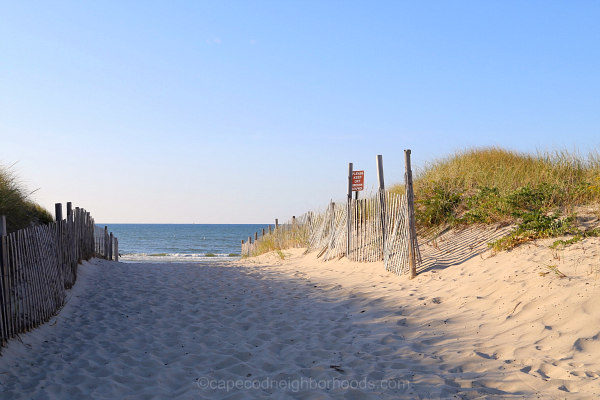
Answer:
352 170 364 191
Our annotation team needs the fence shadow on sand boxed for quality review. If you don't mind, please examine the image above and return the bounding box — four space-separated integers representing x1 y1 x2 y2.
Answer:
417 225 514 274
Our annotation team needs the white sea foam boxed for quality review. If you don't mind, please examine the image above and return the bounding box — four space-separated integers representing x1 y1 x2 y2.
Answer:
120 253 240 263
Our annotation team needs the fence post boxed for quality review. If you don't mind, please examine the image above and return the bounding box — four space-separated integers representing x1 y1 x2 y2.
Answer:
67 202 76 285
55 203 65 286
404 149 418 278
104 226 109 260
115 237 119 262
109 233 114 260
347 162 353 257
0 216 6 266
275 219 279 230
0 216 7 344
376 155 386 257
55 203 63 221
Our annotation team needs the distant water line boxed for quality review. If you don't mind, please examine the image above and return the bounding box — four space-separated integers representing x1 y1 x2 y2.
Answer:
100 224 268 263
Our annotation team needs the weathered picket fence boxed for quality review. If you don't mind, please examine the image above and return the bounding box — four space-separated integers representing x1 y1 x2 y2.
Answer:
243 191 421 275
242 150 421 277
0 203 118 347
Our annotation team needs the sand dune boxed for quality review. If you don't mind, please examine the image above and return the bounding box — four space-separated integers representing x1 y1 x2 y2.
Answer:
1 232 600 398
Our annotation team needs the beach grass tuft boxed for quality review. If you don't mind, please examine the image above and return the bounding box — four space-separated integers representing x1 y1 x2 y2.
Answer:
0 163 53 233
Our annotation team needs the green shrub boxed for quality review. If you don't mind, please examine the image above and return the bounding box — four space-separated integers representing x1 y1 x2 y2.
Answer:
416 186 461 226
490 212 577 252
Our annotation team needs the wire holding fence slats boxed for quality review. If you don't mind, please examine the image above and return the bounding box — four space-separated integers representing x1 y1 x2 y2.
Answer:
0 207 118 349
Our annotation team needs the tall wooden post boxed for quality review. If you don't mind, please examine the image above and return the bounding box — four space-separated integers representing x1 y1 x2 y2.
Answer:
109 233 114 260
275 219 279 230
66 202 73 273
1 215 7 261
104 226 109 260
0 215 6 261
55 203 63 221
115 238 119 262
347 162 353 257
269 225 272 234
405 149 418 279
0 216 8 343
376 155 386 257
262 228 265 237
254 232 258 241
55 203 64 284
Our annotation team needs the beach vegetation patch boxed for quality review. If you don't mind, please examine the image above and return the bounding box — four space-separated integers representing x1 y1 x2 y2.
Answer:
0 163 53 233
390 147 600 251
490 212 577 252
549 228 600 250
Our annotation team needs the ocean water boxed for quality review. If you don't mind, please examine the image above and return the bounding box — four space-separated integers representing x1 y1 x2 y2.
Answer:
100 224 267 263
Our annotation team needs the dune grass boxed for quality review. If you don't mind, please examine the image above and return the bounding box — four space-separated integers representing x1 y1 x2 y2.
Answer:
390 147 600 250
0 164 53 233
244 224 310 258
248 147 600 257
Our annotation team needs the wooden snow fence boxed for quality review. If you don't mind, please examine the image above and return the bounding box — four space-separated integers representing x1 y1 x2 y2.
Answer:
0 204 118 348
306 191 421 275
242 150 421 277
242 190 421 276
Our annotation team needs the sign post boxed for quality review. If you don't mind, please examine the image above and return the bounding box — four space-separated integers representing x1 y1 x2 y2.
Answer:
347 163 353 257
347 168 365 258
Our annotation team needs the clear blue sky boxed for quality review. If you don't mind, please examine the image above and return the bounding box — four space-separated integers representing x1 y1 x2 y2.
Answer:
1 1 599 223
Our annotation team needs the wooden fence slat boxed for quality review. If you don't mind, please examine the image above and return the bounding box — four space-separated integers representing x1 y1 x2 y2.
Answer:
0 206 113 348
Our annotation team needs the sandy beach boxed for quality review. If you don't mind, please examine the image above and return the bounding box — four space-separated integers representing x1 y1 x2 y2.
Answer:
1 232 600 399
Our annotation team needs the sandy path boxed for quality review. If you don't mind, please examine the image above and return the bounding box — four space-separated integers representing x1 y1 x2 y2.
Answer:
0 259 433 399
1 234 600 399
